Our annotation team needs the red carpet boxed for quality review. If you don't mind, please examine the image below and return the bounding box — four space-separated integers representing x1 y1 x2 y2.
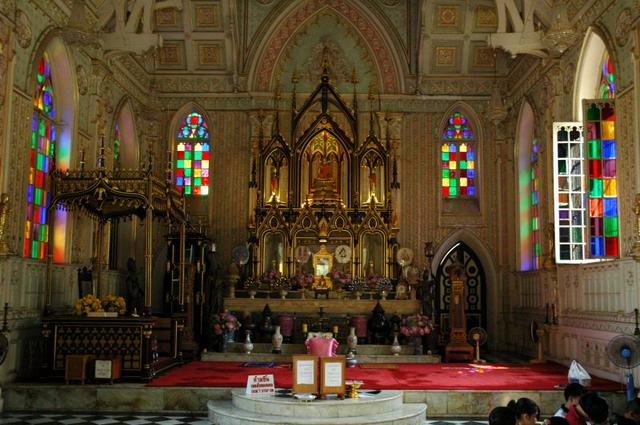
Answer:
147 361 622 391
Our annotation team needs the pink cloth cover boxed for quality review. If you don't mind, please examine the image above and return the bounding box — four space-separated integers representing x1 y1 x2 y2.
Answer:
305 336 338 357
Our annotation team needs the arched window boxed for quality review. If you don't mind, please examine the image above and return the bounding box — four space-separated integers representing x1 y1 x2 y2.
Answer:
175 111 210 196
441 112 476 198
517 101 540 270
599 52 615 99
530 136 540 269
25 54 55 259
557 30 618 261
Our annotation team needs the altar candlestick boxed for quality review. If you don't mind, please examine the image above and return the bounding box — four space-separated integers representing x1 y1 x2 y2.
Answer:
80 149 85 171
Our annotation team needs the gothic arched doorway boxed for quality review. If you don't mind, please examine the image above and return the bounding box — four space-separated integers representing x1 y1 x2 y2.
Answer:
435 242 486 340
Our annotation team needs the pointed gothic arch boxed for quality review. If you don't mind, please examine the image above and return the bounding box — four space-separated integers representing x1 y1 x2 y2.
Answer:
430 230 498 349
436 102 483 200
247 0 403 93
573 28 615 120
169 103 213 196
24 34 77 263
112 98 139 169
515 99 539 271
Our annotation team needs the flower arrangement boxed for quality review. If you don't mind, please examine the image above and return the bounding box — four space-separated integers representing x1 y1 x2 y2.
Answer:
328 270 352 290
296 271 314 288
366 273 383 291
101 294 126 314
74 294 127 316
374 276 393 294
272 276 291 291
260 270 282 289
400 314 433 337
243 276 259 291
347 277 368 293
74 294 102 315
212 309 241 336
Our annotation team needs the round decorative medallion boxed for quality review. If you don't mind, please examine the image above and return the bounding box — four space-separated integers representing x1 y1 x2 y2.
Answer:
615 9 633 47
232 245 250 265
396 247 414 267
294 245 311 263
15 9 32 49
334 245 352 264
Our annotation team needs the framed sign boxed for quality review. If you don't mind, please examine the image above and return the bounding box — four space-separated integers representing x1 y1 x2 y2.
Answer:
319 356 345 399
292 355 318 395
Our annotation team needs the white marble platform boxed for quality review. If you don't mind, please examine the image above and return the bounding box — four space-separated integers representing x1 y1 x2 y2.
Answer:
207 389 426 425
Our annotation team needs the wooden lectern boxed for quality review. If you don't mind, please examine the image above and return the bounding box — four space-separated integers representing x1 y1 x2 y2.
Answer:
444 263 474 362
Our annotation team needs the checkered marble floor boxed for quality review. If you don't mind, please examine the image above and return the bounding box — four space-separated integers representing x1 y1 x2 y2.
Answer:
0 413 489 425
0 413 487 425
0 414 210 425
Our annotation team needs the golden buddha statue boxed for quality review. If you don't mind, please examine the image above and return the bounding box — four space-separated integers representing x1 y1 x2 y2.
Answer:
308 157 340 204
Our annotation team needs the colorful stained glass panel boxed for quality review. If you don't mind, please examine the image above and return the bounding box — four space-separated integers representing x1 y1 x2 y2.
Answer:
175 113 210 196
25 55 55 260
583 100 618 258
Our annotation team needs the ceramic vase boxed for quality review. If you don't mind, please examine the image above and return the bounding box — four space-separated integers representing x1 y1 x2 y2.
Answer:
249 290 256 299
355 291 362 300
380 289 388 300
243 331 254 354
272 325 283 354
280 289 288 299
347 326 358 354
224 329 236 343
391 334 402 356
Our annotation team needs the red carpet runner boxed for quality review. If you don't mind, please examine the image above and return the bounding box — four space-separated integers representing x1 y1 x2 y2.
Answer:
147 361 622 391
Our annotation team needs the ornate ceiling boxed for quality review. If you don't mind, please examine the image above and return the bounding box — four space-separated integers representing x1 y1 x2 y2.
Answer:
78 0 592 94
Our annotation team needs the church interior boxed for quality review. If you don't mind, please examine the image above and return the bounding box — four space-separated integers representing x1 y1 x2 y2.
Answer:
0 0 640 422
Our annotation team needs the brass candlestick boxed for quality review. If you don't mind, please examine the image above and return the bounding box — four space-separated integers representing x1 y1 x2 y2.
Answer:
346 380 363 398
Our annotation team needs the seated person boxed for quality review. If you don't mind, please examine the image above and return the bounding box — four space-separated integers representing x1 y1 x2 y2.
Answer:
567 392 608 425
489 406 516 425
554 383 586 417
305 335 338 357
613 398 640 425
507 398 540 425
579 393 609 425
545 418 570 425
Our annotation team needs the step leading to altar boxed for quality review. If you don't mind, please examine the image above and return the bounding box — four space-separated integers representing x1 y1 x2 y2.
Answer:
201 343 441 363
207 389 426 425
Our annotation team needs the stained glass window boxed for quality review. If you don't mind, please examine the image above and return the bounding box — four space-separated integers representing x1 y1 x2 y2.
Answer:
585 101 618 257
441 112 476 198
600 53 615 99
553 123 588 262
114 122 120 164
531 136 540 269
175 112 209 196
25 54 55 260
178 112 209 139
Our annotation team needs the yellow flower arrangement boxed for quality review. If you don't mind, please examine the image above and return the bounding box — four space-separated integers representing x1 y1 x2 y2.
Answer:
73 294 102 315
73 294 126 315
102 295 126 314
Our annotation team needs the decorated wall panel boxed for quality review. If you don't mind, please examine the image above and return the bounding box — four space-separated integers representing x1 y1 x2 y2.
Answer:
209 111 251 266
